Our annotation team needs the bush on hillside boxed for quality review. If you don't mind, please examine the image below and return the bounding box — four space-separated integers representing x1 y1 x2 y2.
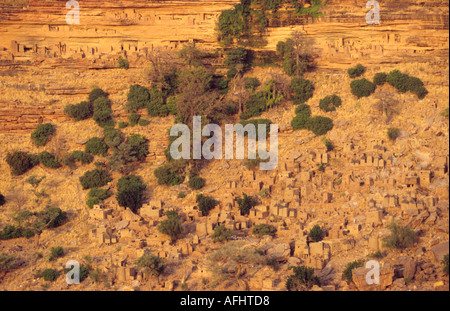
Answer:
350 78 376 98
305 116 334 136
89 88 108 103
64 101 93 121
85 137 109 156
126 84 150 113
290 78 314 104
6 151 38 176
79 169 112 190
38 151 61 169
347 64 365 79
319 95 342 112
31 123 55 146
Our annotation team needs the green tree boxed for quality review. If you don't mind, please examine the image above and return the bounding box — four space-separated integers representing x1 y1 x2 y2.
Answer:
212 225 233 242
286 265 320 290
236 192 258 216
126 84 150 113
118 56 129 69
79 169 112 190
116 174 146 213
308 225 324 242
135 253 165 278
290 78 314 104
343 259 364 283
196 194 218 216
382 221 416 250
158 211 183 243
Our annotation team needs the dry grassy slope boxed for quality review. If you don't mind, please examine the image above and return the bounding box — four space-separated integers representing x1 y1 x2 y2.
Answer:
0 0 449 291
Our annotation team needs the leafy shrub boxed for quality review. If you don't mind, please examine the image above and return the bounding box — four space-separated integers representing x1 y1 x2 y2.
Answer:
158 211 183 243
118 56 129 69
196 194 218 216
236 192 258 216
31 123 55 146
38 151 61 169
350 78 376 98
294 103 311 116
86 188 112 208
244 77 261 91
86 197 100 209
253 224 277 237
79 169 112 190
306 116 334 136
116 174 146 213
322 137 334 152
118 121 128 129
189 176 206 190
85 137 109 156
373 72 387 85
127 134 149 161
0 253 17 272
166 96 178 115
290 78 314 104
386 70 428 99
0 193 5 206
89 88 107 103
138 119 150 126
286 266 320 291
135 253 165 277
441 107 449 118
367 250 384 259
382 221 416 249
212 225 233 242
103 127 123 148
308 225 324 242
347 64 365 79
146 87 168 117
442 254 449 275
224 47 252 74
93 97 114 128
70 151 94 164
128 113 141 126
240 91 267 120
343 260 364 283
319 95 342 112
49 246 64 261
36 206 67 229
64 101 93 121
6 151 38 175
126 84 150 113
40 268 59 282
387 127 400 141
154 165 184 186
177 192 186 198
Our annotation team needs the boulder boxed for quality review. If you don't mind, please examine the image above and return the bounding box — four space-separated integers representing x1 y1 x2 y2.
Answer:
352 264 394 291
431 241 449 262
395 256 416 279
266 243 291 262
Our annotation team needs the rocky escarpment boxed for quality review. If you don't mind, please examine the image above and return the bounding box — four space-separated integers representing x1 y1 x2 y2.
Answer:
0 0 448 133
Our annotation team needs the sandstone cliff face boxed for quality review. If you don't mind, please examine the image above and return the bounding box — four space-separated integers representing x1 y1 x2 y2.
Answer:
0 0 448 133
0 0 448 66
